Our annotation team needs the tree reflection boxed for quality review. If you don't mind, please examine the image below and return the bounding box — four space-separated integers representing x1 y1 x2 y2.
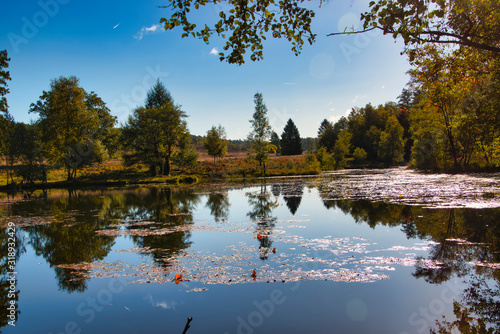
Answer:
247 184 278 260
2 180 499 332
431 275 500 333
6 187 200 292
282 183 304 215
19 190 116 293
206 188 230 222
320 194 500 332
127 187 199 266
322 198 412 228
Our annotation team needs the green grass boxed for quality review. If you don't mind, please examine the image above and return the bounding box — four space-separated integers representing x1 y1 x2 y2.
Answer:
0 153 323 191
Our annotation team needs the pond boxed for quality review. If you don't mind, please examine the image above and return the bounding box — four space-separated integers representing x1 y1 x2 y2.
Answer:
1 168 499 334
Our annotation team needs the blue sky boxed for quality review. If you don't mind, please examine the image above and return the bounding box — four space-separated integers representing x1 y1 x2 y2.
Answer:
1 0 411 139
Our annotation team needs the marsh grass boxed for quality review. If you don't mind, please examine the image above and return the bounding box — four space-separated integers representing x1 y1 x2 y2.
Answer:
0 152 321 191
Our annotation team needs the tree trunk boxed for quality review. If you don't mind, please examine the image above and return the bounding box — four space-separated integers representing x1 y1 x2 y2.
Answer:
165 158 171 176
445 128 459 167
165 146 172 176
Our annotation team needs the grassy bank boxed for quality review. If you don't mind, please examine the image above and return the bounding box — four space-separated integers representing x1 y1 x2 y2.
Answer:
0 153 321 192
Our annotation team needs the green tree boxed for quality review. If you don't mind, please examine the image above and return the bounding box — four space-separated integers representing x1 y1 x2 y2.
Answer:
123 80 191 175
280 118 302 156
407 44 500 169
398 87 420 160
86 91 119 158
348 103 394 161
0 50 12 176
303 137 317 153
353 147 367 164
160 0 317 64
9 122 45 182
247 93 275 175
270 131 281 155
0 113 14 184
204 125 228 163
358 0 500 59
332 129 351 169
410 101 446 170
145 79 174 109
30 76 115 180
378 116 406 165
317 119 335 152
174 131 199 168
0 50 10 114
315 146 335 170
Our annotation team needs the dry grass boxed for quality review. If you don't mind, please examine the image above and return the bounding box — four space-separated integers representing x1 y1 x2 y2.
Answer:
0 148 320 190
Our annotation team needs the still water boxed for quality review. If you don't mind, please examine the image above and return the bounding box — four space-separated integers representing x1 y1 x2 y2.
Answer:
1 169 499 334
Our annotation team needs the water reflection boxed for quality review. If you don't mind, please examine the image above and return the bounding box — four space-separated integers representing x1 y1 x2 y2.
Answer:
246 184 278 260
123 187 198 266
321 197 500 333
1 181 499 332
19 190 117 293
282 183 304 215
205 188 230 223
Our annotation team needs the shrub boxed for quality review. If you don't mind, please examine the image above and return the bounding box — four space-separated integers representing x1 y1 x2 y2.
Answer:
353 147 367 163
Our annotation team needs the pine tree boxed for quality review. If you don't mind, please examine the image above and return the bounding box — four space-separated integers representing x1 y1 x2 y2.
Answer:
281 118 303 155
0 50 11 114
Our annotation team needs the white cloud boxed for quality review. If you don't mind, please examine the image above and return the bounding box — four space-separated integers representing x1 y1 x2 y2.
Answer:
381 85 385 89
134 24 163 40
210 47 219 55
283 82 296 85
146 295 177 310
113 23 120 29
329 109 352 124
352 95 359 103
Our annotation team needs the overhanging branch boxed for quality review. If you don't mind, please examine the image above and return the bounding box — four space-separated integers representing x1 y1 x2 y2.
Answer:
326 26 378 36
327 26 500 54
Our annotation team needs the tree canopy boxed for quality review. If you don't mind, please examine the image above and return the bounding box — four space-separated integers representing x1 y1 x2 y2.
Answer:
408 44 500 169
160 0 319 64
30 76 116 180
204 125 228 162
160 0 500 64
123 80 191 175
358 0 500 59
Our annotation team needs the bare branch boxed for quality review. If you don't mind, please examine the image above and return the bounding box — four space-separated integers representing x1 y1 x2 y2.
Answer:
326 26 378 36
